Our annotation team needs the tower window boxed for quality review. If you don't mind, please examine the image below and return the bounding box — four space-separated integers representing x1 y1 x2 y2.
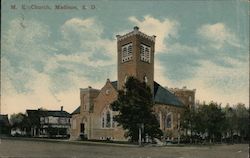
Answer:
140 44 151 63
121 43 133 63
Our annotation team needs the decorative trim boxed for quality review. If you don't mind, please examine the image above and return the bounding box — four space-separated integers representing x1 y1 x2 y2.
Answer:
117 30 156 42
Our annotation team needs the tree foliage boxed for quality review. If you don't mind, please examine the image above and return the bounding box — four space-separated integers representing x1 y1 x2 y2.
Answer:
180 102 249 143
224 103 249 142
200 103 226 142
10 113 30 130
111 77 162 142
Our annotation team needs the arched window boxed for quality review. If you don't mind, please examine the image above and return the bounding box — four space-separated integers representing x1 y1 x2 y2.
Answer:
112 117 115 127
165 113 172 129
101 106 115 128
102 115 105 128
158 112 162 129
106 111 111 128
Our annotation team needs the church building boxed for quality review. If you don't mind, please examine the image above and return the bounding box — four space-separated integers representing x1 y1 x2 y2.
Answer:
70 27 195 141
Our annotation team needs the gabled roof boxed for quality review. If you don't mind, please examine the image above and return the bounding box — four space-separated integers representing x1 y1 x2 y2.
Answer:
154 81 184 107
72 80 184 115
110 80 183 107
0 115 10 126
27 109 71 118
71 106 80 115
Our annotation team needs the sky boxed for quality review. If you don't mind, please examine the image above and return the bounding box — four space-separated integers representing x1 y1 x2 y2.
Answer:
1 0 249 115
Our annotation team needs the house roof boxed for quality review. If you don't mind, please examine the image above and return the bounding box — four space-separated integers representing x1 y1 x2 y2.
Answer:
71 106 80 115
27 109 71 118
0 115 10 126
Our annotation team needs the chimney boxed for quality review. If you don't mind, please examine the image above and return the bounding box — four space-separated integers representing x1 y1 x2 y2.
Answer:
152 35 156 40
133 26 139 31
60 106 63 111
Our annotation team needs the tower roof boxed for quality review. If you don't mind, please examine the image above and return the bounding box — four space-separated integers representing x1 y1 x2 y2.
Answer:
116 26 156 42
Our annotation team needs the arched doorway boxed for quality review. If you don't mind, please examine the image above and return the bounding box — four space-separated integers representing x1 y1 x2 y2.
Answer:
80 117 87 140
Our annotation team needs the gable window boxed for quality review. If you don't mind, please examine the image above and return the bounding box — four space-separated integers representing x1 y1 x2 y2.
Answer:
165 113 172 129
105 89 110 95
140 43 151 63
121 43 133 63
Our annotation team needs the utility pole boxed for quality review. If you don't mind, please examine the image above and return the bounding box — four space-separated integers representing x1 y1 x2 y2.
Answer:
138 123 144 146
139 126 141 146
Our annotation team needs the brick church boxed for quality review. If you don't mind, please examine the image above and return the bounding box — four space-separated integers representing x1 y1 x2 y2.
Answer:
70 27 196 141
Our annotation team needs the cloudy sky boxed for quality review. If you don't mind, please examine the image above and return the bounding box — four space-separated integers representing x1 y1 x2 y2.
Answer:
1 0 249 115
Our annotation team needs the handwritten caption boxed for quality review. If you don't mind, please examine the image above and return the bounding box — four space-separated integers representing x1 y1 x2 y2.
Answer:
10 4 96 10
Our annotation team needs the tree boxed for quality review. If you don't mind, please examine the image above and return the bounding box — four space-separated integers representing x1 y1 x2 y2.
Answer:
111 77 162 142
180 106 196 143
200 102 226 143
180 102 249 144
181 102 227 143
224 104 237 143
234 103 249 142
10 113 30 133
180 106 206 143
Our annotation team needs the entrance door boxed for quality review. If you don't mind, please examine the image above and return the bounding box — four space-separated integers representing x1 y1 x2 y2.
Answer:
80 123 85 134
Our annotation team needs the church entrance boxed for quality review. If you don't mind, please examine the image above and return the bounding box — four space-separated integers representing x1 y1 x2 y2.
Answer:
80 123 85 134
80 123 87 140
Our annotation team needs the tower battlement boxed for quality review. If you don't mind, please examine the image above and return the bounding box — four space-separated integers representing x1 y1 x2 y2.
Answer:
116 26 156 42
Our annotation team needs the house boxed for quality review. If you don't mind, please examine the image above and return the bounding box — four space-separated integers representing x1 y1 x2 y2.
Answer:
70 27 196 141
0 114 11 136
26 106 71 138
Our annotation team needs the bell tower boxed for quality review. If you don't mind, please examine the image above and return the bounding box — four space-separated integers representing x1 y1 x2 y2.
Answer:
116 26 156 92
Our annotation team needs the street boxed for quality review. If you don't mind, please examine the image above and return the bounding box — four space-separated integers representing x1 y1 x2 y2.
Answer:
0 138 248 158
